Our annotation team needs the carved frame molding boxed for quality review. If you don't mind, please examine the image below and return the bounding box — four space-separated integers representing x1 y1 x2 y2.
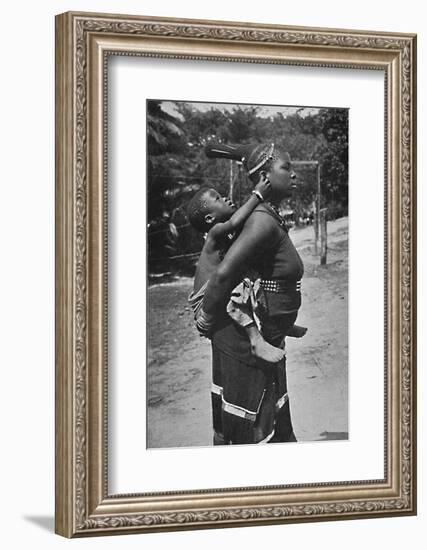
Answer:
55 12 416 537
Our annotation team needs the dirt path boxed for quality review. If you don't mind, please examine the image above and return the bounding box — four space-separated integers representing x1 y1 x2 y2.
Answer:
147 217 348 448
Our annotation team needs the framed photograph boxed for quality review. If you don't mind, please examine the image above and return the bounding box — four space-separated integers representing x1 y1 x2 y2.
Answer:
55 11 417 537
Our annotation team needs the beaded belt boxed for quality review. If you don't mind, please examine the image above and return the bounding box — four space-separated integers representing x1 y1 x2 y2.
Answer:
260 279 301 293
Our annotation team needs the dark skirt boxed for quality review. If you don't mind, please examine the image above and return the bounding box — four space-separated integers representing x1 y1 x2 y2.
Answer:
211 312 298 445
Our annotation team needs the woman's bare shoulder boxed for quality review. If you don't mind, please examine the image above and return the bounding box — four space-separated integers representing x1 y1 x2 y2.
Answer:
243 204 279 235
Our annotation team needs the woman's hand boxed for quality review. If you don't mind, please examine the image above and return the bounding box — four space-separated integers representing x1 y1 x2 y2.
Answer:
254 172 271 200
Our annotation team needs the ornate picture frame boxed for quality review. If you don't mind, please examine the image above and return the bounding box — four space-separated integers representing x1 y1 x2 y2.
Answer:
55 11 416 537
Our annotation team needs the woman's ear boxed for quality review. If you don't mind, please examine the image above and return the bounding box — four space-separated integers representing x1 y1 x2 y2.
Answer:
258 170 267 182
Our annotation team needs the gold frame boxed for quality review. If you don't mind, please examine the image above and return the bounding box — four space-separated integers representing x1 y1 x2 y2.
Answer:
55 11 417 537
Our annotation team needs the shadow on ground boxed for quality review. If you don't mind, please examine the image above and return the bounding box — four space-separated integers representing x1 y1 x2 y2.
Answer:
23 516 54 532
317 431 349 441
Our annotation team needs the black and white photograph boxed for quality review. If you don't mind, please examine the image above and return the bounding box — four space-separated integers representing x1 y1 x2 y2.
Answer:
146 100 349 448
0 0 420 544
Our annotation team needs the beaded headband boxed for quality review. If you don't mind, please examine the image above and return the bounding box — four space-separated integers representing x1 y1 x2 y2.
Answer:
246 143 276 175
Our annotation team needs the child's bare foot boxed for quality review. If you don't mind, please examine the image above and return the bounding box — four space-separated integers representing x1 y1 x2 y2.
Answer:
244 323 285 364
250 338 285 364
286 324 308 338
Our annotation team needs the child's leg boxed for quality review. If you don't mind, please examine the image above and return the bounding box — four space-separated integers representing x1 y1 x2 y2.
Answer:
226 281 285 364
245 323 285 364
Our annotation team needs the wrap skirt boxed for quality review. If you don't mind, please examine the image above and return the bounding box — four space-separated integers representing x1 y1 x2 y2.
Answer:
211 312 298 445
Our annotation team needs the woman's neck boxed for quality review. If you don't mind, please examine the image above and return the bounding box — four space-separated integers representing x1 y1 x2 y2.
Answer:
266 199 281 210
268 192 283 206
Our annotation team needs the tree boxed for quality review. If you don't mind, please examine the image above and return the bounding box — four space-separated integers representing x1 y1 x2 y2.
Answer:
146 101 349 273
314 108 348 216
147 100 185 155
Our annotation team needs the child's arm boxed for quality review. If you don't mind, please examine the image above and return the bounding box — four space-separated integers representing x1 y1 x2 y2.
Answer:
215 174 271 236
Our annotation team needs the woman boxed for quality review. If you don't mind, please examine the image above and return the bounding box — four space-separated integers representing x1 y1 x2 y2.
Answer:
198 142 304 445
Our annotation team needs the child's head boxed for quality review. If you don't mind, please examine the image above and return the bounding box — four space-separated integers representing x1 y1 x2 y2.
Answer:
187 188 236 233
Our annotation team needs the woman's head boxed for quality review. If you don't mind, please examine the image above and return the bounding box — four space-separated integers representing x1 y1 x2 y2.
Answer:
246 145 297 202
205 141 297 202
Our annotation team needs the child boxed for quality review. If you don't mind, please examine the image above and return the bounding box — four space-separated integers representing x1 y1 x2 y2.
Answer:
187 175 289 364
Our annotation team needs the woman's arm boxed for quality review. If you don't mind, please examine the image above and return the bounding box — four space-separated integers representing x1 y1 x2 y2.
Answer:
202 210 277 316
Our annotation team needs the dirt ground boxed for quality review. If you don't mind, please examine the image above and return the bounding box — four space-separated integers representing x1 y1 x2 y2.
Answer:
147 217 348 448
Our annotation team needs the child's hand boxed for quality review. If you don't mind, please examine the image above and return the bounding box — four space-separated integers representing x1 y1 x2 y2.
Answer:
254 172 271 200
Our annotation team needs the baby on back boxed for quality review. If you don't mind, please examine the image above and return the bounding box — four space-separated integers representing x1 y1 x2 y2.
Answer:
187 175 288 364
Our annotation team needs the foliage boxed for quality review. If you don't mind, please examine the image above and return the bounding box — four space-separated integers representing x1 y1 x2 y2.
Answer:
146 101 348 274
314 108 349 213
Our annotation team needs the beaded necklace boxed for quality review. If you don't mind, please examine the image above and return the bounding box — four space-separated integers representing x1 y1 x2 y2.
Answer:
265 202 289 233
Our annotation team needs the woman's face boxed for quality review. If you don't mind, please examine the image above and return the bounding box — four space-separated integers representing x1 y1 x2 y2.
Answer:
266 152 297 201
